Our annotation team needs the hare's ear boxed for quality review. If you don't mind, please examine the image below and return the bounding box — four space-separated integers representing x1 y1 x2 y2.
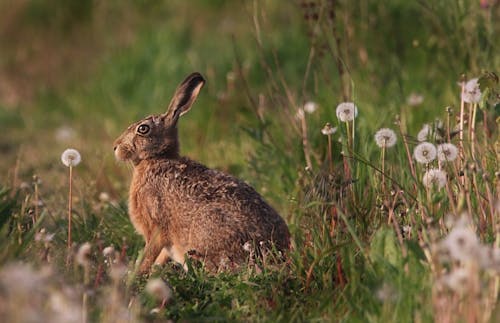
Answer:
164 72 205 124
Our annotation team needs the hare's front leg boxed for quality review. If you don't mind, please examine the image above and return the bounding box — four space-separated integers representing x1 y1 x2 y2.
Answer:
139 242 163 274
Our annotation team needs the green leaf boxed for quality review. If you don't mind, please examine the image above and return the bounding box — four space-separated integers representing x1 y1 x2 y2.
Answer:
369 227 402 268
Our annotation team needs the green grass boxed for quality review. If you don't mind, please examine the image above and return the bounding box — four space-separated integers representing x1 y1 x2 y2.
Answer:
0 0 499 322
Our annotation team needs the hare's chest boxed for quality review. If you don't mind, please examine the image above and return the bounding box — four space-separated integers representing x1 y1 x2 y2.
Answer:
128 187 149 238
129 173 158 240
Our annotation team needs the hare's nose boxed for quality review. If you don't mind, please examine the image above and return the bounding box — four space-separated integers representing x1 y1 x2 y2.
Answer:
113 146 117 151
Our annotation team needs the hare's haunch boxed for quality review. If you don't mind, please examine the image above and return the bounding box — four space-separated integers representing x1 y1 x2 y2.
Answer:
114 73 290 272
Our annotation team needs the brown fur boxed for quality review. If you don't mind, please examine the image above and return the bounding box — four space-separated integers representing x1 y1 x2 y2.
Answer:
113 73 289 273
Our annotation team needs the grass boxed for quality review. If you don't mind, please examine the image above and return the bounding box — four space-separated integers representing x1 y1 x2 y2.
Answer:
0 0 499 322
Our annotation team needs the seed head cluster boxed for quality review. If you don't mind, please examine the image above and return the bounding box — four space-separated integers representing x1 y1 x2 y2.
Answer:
61 148 81 167
336 102 358 122
414 142 437 164
422 168 447 189
374 128 397 148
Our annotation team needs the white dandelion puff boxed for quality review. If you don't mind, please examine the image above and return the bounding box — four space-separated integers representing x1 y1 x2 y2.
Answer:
336 102 358 122
303 101 318 114
109 263 128 281
146 278 173 302
413 142 437 164
461 78 481 104
55 125 76 143
243 241 253 252
61 149 81 167
417 124 431 142
441 267 471 294
406 92 424 106
99 192 110 203
321 123 337 135
437 143 458 162
441 223 480 263
76 242 92 266
103 246 115 258
422 169 447 189
374 128 397 148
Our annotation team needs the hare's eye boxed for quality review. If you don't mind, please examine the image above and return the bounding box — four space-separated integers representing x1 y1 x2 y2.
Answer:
137 124 150 135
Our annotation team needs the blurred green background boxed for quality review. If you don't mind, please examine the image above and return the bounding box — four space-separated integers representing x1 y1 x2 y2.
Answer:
0 0 498 209
0 1 498 321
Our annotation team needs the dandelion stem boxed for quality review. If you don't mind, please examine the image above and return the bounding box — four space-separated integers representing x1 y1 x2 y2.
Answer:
68 165 73 250
300 112 313 170
470 103 478 161
459 76 466 184
327 134 333 172
381 145 386 193
33 175 39 224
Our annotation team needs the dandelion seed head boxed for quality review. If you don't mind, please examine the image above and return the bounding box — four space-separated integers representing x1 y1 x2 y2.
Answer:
146 278 173 302
336 102 358 122
374 128 397 148
437 143 458 162
422 169 447 189
55 126 76 143
49 290 82 323
417 124 431 142
0 263 51 295
103 246 115 258
303 101 318 114
406 92 424 106
76 242 92 266
109 262 128 281
99 192 110 203
243 241 252 252
441 224 480 263
461 78 481 104
61 149 81 167
413 142 437 164
321 123 337 135
442 267 471 294
35 228 55 243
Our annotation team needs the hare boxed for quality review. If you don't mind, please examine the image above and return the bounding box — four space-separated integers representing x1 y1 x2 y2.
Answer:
113 72 290 273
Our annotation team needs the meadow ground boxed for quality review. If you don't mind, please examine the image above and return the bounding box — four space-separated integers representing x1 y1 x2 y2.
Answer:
0 0 499 322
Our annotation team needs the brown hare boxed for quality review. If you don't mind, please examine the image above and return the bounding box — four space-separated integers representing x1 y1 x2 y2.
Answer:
113 72 290 273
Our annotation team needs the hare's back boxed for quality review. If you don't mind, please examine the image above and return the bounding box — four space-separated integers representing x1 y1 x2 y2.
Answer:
158 158 287 233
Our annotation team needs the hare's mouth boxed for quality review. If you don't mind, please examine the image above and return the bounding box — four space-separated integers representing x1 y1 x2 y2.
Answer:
114 145 132 161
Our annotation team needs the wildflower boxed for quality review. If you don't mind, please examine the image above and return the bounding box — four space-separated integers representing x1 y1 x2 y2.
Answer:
336 102 358 122
321 123 337 135
376 283 398 302
99 192 110 203
303 101 318 114
406 92 424 106
441 223 480 263
477 246 500 271
417 124 431 142
374 128 397 148
414 142 437 164
0 263 51 295
422 169 447 189
55 125 76 143
103 246 115 258
61 149 81 167
243 241 253 252
109 262 128 281
461 78 481 104
35 228 55 243
145 278 173 302
437 143 458 162
76 242 92 266
441 267 471 294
